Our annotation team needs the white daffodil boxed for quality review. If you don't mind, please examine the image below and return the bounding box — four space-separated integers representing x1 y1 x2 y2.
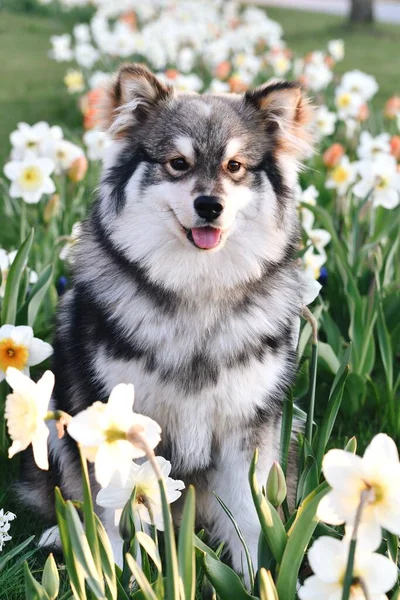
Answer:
357 131 391 161
83 130 111 161
5 367 54 469
4 156 55 204
315 105 337 138
0 509 16 552
318 434 400 550
307 228 332 255
353 156 400 209
60 222 82 264
0 248 38 298
328 39 344 62
268 51 291 77
97 457 185 531
89 71 111 90
335 86 364 120
299 536 397 600
0 325 53 382
50 140 84 175
50 34 73 62
73 23 91 44
326 155 357 196
304 62 333 92
303 248 326 280
10 121 63 160
67 383 162 488
340 69 378 102
74 43 99 69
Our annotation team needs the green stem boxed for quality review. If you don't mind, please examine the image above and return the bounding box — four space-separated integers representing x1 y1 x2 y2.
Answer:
20 201 27 244
306 341 318 444
0 380 8 457
341 489 372 600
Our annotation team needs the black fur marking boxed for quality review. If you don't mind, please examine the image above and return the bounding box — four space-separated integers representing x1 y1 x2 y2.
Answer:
53 289 108 415
160 350 220 394
91 202 181 316
103 146 155 213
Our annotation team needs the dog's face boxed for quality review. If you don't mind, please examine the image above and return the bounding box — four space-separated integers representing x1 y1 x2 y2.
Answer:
96 64 313 293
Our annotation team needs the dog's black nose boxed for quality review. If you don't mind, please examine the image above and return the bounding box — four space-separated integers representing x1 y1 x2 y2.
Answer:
194 196 224 222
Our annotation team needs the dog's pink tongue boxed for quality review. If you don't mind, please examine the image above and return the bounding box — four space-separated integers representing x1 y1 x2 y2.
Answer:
191 227 221 249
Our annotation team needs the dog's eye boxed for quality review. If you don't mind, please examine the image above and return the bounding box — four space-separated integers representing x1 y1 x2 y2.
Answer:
227 160 241 173
169 157 190 172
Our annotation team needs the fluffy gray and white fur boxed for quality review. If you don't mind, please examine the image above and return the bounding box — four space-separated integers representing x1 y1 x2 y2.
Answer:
19 64 314 574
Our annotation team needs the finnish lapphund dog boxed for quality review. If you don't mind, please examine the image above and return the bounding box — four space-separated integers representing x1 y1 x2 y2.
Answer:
19 64 314 574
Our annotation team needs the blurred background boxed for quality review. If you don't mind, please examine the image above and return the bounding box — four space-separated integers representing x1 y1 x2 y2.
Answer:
0 0 399 165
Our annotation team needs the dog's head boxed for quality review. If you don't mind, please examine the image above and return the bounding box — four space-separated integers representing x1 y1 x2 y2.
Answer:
95 64 314 294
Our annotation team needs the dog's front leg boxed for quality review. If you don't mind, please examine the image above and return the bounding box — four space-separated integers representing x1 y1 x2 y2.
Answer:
207 427 280 581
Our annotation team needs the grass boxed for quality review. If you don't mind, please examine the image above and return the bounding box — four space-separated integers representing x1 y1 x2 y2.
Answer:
0 9 82 165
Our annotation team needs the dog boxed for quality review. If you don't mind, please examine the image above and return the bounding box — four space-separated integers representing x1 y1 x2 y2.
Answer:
19 63 314 574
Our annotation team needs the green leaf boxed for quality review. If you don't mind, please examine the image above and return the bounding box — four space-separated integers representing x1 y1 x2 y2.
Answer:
178 485 196 600
1 228 34 325
79 449 102 577
314 363 350 472
214 492 255 592
24 562 50 600
17 264 53 327
158 477 180 600
279 392 293 478
377 300 393 391
135 532 162 573
0 535 35 573
249 450 287 564
386 532 398 564
193 534 220 562
276 483 329 600
258 568 278 600
42 554 59 600
202 554 258 600
94 514 118 600
64 501 106 599
125 555 158 600
318 342 340 374
55 488 87 600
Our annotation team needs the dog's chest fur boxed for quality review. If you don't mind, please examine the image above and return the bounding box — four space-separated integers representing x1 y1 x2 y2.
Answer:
54 226 300 477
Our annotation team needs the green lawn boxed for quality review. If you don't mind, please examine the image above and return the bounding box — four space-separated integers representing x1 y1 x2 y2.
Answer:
0 6 400 165
0 10 82 165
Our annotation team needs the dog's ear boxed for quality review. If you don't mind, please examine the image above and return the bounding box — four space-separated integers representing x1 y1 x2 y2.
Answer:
102 63 173 137
244 80 314 158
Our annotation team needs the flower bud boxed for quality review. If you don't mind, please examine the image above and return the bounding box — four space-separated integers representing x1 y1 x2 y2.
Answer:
68 155 88 182
384 96 400 119
390 135 400 161
118 497 136 543
323 143 344 168
357 103 369 122
42 553 60 600
266 461 287 508
344 436 357 454
43 194 61 223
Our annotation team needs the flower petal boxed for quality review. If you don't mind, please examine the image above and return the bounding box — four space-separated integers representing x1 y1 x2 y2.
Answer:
11 325 33 346
307 537 346 583
31 423 50 470
362 552 398 594
5 366 37 398
298 576 342 600
322 449 365 493
27 337 53 366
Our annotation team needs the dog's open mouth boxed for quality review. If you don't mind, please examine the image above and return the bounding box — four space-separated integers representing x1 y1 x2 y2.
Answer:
186 227 222 250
